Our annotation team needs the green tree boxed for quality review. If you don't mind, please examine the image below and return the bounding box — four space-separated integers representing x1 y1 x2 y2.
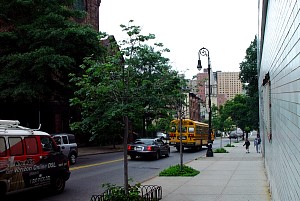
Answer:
221 94 254 139
223 117 234 135
70 20 185 194
0 0 102 129
70 20 184 144
239 36 258 97
239 36 259 131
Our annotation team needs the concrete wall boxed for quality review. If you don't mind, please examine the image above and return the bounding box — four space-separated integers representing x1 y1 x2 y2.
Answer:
259 1 300 200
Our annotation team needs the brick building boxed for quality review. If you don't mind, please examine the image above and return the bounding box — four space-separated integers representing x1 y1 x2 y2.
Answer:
0 1 102 133
74 0 101 31
52 0 102 133
181 92 201 122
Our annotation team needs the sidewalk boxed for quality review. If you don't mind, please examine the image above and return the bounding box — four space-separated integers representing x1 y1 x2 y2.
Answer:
141 137 272 201
78 144 123 156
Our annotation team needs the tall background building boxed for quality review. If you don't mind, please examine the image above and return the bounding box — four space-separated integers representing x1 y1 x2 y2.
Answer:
216 71 243 105
188 69 243 122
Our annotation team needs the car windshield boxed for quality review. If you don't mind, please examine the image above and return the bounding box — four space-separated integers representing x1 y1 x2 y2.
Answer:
134 139 154 145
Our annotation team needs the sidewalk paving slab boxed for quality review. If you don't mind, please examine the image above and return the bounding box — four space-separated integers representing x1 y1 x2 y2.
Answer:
77 137 271 201
141 138 271 201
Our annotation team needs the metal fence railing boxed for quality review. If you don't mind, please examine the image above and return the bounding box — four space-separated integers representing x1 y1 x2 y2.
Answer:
90 185 162 201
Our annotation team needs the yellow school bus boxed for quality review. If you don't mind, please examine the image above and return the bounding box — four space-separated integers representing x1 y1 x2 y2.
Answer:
169 119 214 151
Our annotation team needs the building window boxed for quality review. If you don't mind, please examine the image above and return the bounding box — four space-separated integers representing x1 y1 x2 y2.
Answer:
262 73 272 142
73 0 86 11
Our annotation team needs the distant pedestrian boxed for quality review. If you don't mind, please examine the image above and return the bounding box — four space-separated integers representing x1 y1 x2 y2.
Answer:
254 135 261 153
243 138 250 153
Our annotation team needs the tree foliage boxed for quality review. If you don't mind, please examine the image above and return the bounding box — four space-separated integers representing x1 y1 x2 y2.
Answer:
239 36 259 131
70 20 185 144
239 36 258 97
212 36 259 134
0 0 103 103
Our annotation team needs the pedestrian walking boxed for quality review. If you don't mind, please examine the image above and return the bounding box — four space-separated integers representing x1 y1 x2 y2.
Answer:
255 135 261 153
243 138 250 153
254 138 258 152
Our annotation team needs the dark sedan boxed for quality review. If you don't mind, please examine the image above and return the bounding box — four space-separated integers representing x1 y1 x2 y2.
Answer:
127 138 170 160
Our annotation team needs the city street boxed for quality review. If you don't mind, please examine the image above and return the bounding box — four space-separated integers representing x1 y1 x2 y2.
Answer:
4 137 231 201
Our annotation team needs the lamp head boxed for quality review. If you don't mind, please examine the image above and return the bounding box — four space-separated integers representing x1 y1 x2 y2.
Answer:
197 59 202 71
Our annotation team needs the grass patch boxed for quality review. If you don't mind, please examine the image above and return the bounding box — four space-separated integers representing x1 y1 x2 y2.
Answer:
214 147 229 153
159 164 200 176
224 143 235 147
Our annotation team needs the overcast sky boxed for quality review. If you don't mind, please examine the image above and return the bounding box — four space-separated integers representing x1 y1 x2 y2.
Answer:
99 0 258 79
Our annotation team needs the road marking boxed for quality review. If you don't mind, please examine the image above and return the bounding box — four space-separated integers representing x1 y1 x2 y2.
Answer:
70 158 124 171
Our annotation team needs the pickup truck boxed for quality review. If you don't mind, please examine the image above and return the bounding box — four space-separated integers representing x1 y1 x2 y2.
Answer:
52 133 78 165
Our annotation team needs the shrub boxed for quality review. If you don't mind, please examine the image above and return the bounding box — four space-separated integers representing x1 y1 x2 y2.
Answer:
224 143 235 147
214 148 229 153
101 183 141 201
159 164 200 176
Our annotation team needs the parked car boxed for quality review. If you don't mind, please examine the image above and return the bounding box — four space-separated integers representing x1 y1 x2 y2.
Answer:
156 132 169 140
127 138 170 160
0 120 70 196
228 132 238 139
228 130 243 139
51 133 78 165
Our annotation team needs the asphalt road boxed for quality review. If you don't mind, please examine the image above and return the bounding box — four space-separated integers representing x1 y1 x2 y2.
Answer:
4 137 232 201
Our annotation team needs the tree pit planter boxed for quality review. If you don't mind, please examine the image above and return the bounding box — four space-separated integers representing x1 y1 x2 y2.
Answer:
90 185 162 201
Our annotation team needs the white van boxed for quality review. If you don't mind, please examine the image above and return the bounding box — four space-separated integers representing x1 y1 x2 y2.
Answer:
0 120 71 196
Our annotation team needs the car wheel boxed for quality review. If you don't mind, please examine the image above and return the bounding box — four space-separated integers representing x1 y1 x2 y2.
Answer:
130 155 136 160
0 182 7 197
154 151 160 160
165 149 170 157
69 153 77 165
175 146 180 152
50 175 65 194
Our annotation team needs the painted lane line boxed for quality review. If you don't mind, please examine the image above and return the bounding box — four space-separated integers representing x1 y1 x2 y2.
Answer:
70 158 124 171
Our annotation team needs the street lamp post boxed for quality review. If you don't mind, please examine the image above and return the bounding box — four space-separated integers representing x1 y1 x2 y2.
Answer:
197 47 213 157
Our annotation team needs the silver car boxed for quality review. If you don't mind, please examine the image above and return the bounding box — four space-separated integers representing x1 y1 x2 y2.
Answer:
156 132 168 140
52 133 78 165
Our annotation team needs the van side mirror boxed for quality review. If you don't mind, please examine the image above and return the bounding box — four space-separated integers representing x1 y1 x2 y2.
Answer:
54 145 61 152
